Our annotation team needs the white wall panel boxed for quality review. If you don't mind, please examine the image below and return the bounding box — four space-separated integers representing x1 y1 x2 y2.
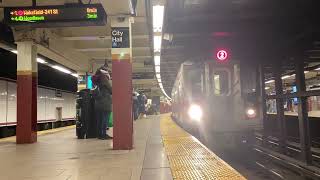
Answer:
37 88 46 122
7 82 16 124
70 94 76 118
61 92 68 119
45 89 56 121
63 93 76 119
1 79 77 125
0 80 7 126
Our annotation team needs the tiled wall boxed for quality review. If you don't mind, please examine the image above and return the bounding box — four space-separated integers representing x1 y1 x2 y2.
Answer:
0 79 76 126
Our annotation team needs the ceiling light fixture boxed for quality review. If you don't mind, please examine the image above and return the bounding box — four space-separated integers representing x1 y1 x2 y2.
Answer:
71 73 79 78
281 75 291 80
154 36 162 52
154 55 160 66
155 66 160 73
153 5 165 32
11 50 18 54
52 65 72 74
36 58 47 64
265 80 275 84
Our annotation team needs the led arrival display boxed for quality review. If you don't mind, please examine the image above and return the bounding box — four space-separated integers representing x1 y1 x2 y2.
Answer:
4 4 107 27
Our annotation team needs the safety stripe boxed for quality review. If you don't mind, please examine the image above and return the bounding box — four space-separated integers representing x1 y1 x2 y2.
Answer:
160 115 246 180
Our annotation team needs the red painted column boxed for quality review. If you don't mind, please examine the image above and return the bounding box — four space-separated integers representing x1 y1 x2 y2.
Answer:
16 41 38 144
111 17 133 150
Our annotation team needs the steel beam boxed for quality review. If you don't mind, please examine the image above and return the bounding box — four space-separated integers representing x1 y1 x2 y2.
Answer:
257 64 268 144
273 64 287 152
295 62 312 165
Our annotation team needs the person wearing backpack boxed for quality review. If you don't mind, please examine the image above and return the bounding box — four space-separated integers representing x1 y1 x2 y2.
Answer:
138 92 147 118
93 68 112 140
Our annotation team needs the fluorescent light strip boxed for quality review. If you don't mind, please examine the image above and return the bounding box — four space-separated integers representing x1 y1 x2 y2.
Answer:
52 65 72 74
265 80 275 84
11 50 78 77
153 5 165 32
37 58 47 64
153 5 171 100
154 55 160 66
155 66 160 73
71 73 79 78
11 50 18 54
281 75 291 80
154 36 162 52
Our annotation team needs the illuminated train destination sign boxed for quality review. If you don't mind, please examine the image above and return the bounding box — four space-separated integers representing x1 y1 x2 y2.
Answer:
4 4 107 27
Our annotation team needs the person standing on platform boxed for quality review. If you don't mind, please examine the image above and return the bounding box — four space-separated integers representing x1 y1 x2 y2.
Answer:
138 92 147 118
132 91 139 120
93 67 113 140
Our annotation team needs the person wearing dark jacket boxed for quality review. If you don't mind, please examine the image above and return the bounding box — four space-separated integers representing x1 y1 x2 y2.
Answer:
93 69 112 140
132 92 139 120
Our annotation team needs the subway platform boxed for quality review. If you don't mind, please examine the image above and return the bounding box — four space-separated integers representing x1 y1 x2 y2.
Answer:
0 115 245 180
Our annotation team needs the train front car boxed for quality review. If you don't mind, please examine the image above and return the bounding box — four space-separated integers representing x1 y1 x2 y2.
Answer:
172 62 205 134
172 60 262 151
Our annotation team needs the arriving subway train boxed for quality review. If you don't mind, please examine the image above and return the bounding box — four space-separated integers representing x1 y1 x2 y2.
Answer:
171 60 262 149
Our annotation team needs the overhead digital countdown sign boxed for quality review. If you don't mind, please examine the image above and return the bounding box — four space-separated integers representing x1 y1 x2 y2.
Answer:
4 4 107 27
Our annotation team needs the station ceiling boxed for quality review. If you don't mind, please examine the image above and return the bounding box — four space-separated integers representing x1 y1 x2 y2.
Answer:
161 0 320 95
0 0 160 95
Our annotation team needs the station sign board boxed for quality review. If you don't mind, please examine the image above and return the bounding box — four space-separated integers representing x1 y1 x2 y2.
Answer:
4 4 107 27
111 27 130 48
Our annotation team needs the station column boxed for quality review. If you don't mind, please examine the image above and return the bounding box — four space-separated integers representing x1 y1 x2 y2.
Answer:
16 41 38 144
111 17 133 150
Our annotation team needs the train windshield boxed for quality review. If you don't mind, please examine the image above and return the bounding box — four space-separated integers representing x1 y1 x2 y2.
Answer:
186 68 203 95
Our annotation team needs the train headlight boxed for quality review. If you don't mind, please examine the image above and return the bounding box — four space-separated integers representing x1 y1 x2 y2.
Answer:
246 108 257 118
188 104 203 121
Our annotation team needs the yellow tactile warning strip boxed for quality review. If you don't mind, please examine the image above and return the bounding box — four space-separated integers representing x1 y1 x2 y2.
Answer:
160 115 246 180
0 125 75 143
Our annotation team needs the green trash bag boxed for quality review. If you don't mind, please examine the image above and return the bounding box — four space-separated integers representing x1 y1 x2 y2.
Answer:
108 112 113 127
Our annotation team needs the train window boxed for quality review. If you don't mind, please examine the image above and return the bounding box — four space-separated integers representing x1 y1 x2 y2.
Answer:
213 70 229 95
187 68 203 95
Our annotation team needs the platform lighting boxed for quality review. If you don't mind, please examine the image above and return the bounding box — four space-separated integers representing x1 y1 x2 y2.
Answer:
36 58 47 64
281 75 291 80
304 71 309 74
11 50 18 54
155 66 160 73
154 36 162 52
52 65 72 74
154 55 160 66
153 5 164 32
71 73 79 78
156 73 161 79
265 80 275 84
265 87 270 90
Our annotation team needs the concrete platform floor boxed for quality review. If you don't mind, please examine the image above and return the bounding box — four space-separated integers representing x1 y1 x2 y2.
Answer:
0 115 172 180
